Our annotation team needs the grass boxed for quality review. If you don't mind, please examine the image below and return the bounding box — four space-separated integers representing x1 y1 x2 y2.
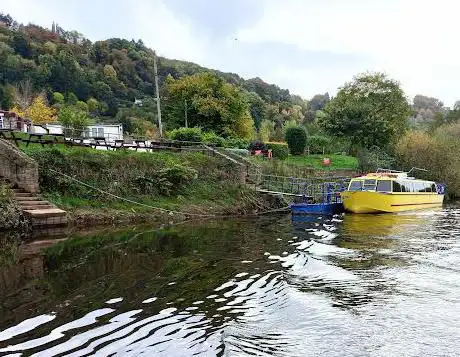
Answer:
285 154 358 170
16 145 278 224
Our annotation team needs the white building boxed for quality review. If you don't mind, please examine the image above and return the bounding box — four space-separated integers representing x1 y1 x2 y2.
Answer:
34 123 123 142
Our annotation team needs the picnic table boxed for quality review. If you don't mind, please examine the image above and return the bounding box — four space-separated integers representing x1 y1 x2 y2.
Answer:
0 129 20 146
24 133 55 147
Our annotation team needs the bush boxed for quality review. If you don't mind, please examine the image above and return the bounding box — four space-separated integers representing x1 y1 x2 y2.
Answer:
167 127 203 142
267 143 289 160
396 128 460 198
285 126 307 155
225 137 250 149
225 148 249 156
202 132 226 147
307 135 331 154
357 147 395 173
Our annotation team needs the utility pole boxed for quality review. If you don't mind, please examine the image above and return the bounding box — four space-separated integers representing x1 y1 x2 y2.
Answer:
153 51 163 137
184 99 188 128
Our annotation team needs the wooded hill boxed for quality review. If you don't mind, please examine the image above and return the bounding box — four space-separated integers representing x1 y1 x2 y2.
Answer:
0 13 322 138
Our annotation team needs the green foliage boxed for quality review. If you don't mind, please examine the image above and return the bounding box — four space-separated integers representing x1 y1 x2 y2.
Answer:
267 143 289 160
320 72 411 150
259 119 274 142
67 92 78 105
167 127 203 142
285 126 307 155
0 84 14 109
396 125 460 197
52 91 64 105
86 97 99 114
164 72 254 138
75 100 88 112
22 146 242 201
356 147 395 173
202 131 226 147
130 118 158 138
307 135 332 154
225 137 249 149
57 106 91 137
0 185 26 231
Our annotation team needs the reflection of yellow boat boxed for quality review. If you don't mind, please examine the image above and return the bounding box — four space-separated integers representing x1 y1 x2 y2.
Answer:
341 169 445 213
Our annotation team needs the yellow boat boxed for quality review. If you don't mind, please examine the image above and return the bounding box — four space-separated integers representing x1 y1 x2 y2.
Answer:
341 169 445 213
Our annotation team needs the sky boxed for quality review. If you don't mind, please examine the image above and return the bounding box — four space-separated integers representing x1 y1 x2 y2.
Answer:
2 0 459 106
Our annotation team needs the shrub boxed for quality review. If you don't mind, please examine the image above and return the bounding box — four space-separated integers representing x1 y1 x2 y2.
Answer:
307 135 331 154
285 126 307 155
202 132 226 147
167 127 203 142
225 137 250 149
267 143 289 160
226 148 249 156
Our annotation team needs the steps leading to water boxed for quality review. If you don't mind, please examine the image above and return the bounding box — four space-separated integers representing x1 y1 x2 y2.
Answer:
2 179 68 228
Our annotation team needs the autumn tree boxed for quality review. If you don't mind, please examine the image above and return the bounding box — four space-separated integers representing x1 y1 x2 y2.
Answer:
319 72 411 150
12 95 56 124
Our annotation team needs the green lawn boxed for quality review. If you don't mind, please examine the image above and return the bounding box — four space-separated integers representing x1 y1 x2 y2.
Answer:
285 154 358 169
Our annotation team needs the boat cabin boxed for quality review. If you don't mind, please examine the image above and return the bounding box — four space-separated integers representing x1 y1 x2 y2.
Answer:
348 172 436 194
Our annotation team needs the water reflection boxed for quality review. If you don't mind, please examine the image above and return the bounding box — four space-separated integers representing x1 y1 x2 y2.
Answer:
0 207 459 356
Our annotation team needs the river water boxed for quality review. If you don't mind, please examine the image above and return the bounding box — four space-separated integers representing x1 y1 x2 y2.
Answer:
1 205 459 356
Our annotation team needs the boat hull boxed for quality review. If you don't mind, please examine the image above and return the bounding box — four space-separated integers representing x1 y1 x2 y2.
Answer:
340 191 444 213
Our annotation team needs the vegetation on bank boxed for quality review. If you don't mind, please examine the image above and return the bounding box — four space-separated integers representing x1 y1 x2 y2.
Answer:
21 146 283 223
396 122 460 198
0 184 27 231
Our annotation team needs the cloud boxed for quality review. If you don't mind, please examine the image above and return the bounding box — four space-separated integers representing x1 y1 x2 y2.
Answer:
2 0 460 104
237 0 460 105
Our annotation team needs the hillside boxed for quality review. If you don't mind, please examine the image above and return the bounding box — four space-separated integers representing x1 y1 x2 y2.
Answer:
0 13 311 138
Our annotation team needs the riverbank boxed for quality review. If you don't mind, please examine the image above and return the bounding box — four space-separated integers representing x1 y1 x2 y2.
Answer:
20 146 286 228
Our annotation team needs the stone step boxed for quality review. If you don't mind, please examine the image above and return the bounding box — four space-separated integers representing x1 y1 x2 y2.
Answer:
16 197 42 202
18 200 51 206
14 192 33 197
31 216 68 227
23 208 67 218
21 205 55 210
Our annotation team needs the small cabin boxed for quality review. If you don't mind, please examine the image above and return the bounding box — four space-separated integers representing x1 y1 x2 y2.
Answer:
0 110 30 132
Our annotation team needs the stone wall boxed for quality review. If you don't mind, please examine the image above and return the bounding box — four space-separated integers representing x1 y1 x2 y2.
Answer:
0 140 39 193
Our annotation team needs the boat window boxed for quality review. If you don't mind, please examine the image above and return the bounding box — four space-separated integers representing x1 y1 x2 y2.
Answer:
417 182 426 192
393 181 402 192
376 180 392 192
348 180 363 191
363 179 376 191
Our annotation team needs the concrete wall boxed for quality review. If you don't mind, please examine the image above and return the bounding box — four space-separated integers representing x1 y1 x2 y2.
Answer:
0 139 39 193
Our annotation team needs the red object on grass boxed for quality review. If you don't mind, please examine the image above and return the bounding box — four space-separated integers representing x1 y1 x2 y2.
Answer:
323 157 330 166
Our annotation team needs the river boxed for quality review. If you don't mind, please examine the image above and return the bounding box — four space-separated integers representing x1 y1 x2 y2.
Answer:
0 204 459 356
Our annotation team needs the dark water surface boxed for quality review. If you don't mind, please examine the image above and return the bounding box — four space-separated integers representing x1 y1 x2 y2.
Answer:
1 205 460 356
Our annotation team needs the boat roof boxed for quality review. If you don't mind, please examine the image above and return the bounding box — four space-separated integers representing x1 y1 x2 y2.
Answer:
352 172 435 182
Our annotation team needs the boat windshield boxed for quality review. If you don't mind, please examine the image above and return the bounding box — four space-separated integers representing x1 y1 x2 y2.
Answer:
348 180 363 191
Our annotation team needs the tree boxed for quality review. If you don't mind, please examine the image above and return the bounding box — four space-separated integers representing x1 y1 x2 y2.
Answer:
12 95 56 124
245 91 267 130
285 126 307 155
52 92 65 105
58 106 91 137
319 72 411 150
87 97 99 114
67 92 78 105
165 72 255 138
310 93 330 111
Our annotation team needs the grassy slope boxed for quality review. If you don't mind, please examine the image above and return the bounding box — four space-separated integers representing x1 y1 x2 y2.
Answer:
19 144 281 224
285 154 358 169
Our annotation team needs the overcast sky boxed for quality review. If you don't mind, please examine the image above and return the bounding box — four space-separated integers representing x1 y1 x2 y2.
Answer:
2 0 459 106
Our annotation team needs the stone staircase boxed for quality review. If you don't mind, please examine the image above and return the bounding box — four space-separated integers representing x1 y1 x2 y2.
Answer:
2 179 67 228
